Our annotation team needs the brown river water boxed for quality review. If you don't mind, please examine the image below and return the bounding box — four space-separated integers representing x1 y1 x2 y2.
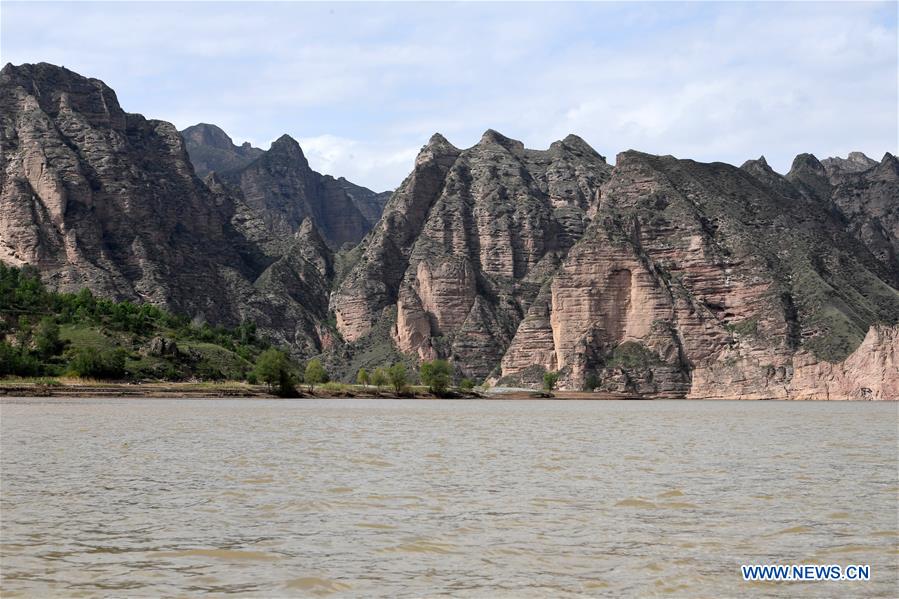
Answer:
1 398 897 598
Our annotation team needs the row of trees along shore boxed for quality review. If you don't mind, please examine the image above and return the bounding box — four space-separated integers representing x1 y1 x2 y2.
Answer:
255 351 563 398
254 351 479 398
2 264 563 396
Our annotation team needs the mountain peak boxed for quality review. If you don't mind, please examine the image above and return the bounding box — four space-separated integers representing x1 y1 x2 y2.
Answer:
848 151 874 163
269 134 306 160
789 153 826 176
1 61 124 123
416 132 461 165
740 155 776 176
272 133 299 146
551 134 604 161
478 129 525 152
873 152 899 179
821 151 879 178
181 123 234 150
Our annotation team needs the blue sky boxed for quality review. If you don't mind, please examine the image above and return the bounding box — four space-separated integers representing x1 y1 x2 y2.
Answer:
3 1 897 191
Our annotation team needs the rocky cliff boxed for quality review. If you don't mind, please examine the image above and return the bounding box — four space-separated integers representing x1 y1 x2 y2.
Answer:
182 124 390 250
332 130 613 380
0 62 250 321
3 62 896 399
0 62 332 354
334 135 898 398
525 151 899 399
788 151 898 273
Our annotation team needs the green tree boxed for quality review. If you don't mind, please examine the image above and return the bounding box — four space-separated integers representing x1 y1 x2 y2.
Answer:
0 342 41 377
16 316 33 350
236 320 257 345
371 367 388 391
387 362 408 394
420 359 451 395
543 371 560 392
583 373 599 392
304 359 326 393
356 367 370 387
459 378 475 391
35 317 64 359
68 348 126 380
254 349 296 396
73 287 96 318
13 267 45 309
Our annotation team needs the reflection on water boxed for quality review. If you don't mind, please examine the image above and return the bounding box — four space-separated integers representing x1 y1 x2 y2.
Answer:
1 398 897 597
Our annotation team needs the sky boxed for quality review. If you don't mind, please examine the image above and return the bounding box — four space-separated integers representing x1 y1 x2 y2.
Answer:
2 1 897 191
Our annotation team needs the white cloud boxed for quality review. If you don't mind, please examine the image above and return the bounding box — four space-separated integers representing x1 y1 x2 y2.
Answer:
2 1 895 188
298 135 419 192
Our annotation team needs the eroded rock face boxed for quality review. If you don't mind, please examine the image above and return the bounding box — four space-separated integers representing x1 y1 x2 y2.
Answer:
182 125 390 250
0 62 333 356
4 62 896 398
333 130 612 379
0 62 249 321
499 150 899 397
788 151 899 274
828 154 899 274
690 324 899 400
334 133 898 394
331 133 462 343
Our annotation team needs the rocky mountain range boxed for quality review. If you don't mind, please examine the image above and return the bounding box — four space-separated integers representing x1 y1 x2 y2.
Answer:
0 62 334 354
2 62 896 398
182 124 390 249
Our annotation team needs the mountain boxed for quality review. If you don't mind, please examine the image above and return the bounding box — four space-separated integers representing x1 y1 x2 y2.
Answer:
0 62 249 320
332 130 613 380
789 151 898 274
2 62 896 399
0 62 333 354
181 124 391 249
180 123 263 177
334 136 899 398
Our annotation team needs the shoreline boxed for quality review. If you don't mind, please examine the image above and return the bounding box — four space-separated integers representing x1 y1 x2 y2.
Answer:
2 382 894 400
0 380 642 400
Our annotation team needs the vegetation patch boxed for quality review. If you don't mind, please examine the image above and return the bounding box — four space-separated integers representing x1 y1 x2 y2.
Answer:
0 264 280 382
606 341 661 369
724 317 759 336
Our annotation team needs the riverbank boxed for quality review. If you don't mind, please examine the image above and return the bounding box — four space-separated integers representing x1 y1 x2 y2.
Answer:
0 378 643 400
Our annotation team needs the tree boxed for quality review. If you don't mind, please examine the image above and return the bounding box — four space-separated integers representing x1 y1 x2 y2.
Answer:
387 362 407 394
68 348 126 380
371 367 388 391
35 317 64 359
236 320 257 345
16 316 33 349
583 373 599 392
543 371 560 392
304 359 326 393
356 367 370 387
420 359 451 395
254 349 296 396
459 378 475 392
